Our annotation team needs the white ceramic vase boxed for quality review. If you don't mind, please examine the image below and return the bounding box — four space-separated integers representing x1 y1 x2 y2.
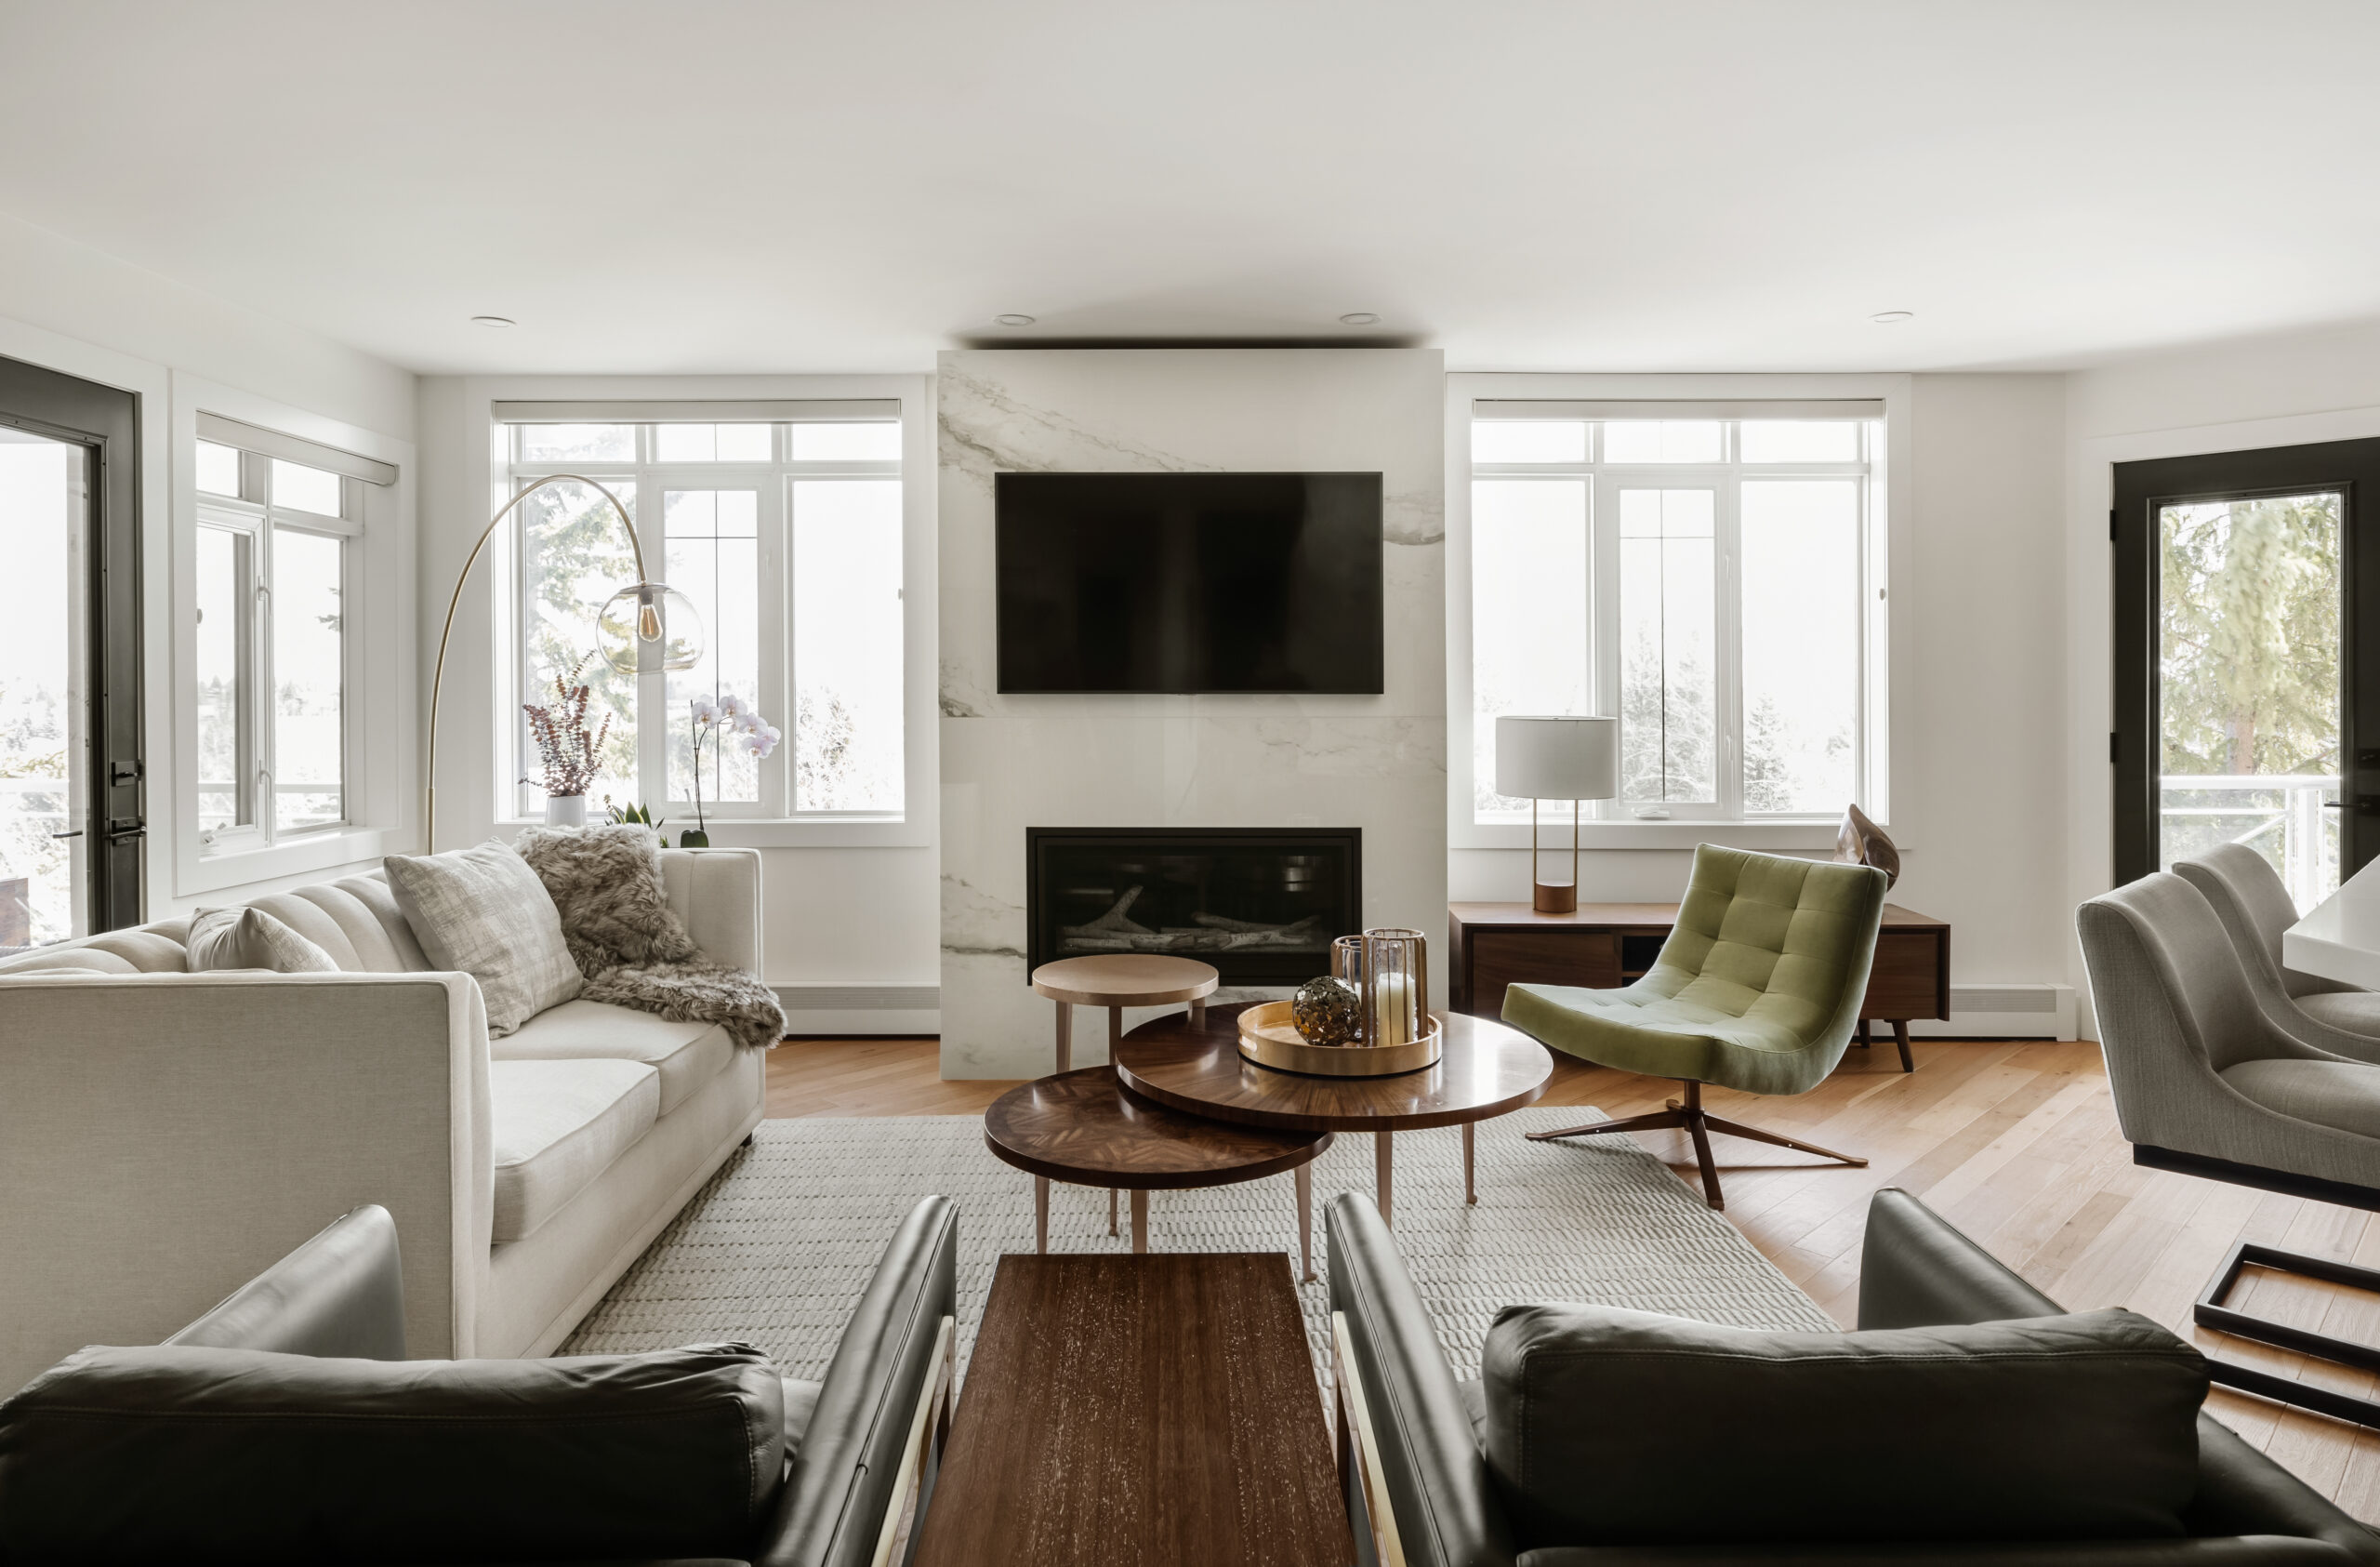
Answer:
544 793 588 828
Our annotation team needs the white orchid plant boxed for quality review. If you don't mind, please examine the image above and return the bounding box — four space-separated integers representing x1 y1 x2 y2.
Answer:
682 692 781 845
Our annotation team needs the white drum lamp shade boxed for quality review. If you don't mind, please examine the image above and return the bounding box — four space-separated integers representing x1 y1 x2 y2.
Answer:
1496 715 1620 913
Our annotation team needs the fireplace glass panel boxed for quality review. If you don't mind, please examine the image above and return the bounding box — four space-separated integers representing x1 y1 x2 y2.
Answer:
1027 828 1361 986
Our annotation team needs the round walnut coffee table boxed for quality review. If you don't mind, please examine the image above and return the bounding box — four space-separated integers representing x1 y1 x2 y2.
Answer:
1115 1003 1553 1224
984 1067 1333 1279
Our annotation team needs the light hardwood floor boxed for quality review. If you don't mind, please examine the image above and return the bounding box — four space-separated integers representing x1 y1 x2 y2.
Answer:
766 1032 2380 1521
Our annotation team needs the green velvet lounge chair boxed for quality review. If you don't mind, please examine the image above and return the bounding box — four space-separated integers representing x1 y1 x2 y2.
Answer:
1501 844 1890 1209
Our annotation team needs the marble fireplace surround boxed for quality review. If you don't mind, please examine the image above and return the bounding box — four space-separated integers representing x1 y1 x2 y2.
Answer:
938 348 1449 1079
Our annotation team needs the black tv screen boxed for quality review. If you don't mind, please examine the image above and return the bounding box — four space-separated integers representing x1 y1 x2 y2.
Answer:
995 471 1384 694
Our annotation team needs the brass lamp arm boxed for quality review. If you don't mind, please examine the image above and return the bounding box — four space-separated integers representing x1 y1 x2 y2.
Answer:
425 473 646 852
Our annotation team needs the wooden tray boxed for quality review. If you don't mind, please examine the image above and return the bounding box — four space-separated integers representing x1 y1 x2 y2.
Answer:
1236 1000 1443 1078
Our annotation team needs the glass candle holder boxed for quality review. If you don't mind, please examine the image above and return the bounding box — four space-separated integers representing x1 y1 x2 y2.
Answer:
1362 928 1426 1047
1331 928 1428 1047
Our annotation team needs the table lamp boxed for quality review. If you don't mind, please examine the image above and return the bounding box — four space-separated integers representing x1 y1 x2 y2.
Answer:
1496 715 1620 913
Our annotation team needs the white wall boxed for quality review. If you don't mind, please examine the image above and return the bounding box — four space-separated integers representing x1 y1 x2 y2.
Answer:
413 376 942 1027
2064 322 2380 1035
1449 373 2074 1036
0 212 416 920
938 349 1449 1077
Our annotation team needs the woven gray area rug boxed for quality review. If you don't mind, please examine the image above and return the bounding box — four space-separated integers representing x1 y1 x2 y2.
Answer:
562 1106 1834 1387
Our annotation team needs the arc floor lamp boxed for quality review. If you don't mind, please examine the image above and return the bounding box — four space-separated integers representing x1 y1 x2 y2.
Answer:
425 473 703 851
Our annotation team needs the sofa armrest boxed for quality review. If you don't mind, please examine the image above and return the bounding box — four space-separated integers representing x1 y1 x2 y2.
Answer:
1328 1190 1518 1567
0 973 492 1393
1856 1188 2062 1330
756 1192 958 1567
165 1204 407 1361
661 846 762 976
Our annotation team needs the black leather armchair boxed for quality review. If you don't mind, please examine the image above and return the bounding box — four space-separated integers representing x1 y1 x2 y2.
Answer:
1327 1187 2380 1566
3 1195 959 1567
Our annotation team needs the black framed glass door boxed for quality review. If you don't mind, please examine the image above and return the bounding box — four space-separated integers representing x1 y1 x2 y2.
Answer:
0 353 140 947
2114 438 2380 896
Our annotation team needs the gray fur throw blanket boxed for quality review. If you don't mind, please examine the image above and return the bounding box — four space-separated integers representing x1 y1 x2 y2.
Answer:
514 825 786 1050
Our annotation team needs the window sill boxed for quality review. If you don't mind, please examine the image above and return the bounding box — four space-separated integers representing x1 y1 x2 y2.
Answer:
1454 819 1872 854
186 826 389 895
497 817 929 849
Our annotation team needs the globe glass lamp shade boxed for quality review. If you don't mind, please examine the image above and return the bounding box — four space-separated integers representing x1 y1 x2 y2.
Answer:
596 581 705 675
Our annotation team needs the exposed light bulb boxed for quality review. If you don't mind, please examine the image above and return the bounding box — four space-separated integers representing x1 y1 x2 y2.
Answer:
638 602 663 642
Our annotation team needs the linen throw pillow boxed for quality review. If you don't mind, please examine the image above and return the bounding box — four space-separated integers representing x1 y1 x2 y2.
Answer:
384 841 582 1035
186 906 339 974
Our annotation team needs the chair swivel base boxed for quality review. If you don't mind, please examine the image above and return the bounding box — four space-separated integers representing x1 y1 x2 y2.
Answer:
1526 1080 1867 1210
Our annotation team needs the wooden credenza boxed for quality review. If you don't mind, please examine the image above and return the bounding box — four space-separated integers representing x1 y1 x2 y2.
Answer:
1448 900 1950 1072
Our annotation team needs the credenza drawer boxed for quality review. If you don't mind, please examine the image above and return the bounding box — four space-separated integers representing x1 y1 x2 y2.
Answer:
1862 931 1946 1018
1470 930 1620 1016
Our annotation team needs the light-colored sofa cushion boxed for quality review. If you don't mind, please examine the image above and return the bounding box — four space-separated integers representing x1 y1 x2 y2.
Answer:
186 908 339 974
489 1059 660 1243
497 1000 734 1118
385 843 582 1035
245 877 430 973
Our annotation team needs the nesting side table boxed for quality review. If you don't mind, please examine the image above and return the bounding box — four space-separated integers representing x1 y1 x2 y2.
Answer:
1027 954 1220 1238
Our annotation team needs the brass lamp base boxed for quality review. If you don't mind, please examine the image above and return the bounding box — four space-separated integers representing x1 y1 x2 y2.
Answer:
1530 797 1582 914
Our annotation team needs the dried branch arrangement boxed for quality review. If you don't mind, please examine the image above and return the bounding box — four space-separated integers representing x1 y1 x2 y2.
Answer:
522 653 612 799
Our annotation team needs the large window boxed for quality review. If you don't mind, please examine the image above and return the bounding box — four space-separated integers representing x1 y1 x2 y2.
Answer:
505 412 906 822
1469 404 1887 824
192 420 375 848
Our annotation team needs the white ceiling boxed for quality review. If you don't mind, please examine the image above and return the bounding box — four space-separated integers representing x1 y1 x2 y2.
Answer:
5 0 2377 377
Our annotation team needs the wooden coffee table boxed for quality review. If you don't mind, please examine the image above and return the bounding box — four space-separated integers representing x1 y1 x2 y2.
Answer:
984 1068 1332 1279
1116 1002 1554 1224
906 1254 1354 1567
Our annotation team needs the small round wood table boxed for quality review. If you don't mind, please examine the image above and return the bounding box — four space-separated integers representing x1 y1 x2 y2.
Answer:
1030 954 1221 1238
983 1068 1334 1278
1115 1003 1554 1224
1030 954 1220 1072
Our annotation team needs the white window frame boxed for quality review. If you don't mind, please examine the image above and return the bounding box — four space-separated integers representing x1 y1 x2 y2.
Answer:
192 446 364 854
1448 373 1912 853
484 379 934 848
169 376 416 896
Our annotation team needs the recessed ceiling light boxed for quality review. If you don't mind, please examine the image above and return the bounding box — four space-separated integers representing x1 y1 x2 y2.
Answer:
1870 311 1914 325
994 313 1036 327
470 314 516 328
1339 312 1382 326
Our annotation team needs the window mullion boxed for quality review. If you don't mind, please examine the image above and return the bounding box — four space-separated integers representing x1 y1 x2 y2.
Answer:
636 468 668 809
1718 472 1745 820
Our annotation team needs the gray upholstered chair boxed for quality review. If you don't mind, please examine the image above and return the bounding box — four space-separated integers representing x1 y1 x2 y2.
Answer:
2175 843 2380 1051
2079 870 2380 1428
1502 845 1888 1210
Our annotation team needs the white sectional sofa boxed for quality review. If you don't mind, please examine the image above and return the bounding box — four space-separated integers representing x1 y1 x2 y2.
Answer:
0 847 768 1394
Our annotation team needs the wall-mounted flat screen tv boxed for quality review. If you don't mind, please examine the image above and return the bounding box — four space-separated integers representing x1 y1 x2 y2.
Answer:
995 471 1384 693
